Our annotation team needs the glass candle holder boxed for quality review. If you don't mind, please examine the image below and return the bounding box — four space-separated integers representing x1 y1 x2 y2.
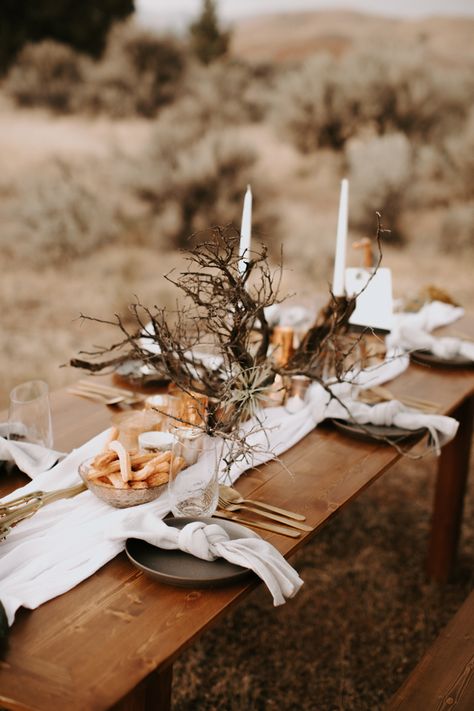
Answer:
8 380 53 448
168 425 220 517
111 409 161 451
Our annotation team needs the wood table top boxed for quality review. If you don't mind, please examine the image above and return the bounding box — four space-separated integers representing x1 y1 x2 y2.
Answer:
1 317 474 711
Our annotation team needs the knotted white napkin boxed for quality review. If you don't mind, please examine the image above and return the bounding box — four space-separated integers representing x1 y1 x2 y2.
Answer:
311 382 458 454
0 425 63 478
111 514 303 607
387 301 473 361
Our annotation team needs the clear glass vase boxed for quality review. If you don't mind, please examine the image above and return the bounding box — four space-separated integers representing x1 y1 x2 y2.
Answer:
168 426 222 517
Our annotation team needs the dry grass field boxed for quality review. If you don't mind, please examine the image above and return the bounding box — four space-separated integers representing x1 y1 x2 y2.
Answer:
0 10 473 708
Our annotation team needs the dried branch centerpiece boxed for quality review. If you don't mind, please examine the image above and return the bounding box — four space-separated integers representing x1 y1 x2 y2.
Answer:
70 227 358 477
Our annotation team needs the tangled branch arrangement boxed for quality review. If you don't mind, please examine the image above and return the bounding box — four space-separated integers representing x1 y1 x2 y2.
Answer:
70 222 386 457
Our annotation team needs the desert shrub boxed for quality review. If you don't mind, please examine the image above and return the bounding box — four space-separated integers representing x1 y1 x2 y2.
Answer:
347 47 470 141
412 109 474 206
156 58 273 132
272 54 352 151
346 132 413 242
0 161 121 265
128 117 278 248
440 203 474 253
273 47 472 152
77 23 186 117
3 40 86 112
136 131 256 246
441 109 474 202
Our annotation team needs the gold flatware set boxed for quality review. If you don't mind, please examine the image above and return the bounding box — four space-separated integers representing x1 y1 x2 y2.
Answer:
214 484 310 539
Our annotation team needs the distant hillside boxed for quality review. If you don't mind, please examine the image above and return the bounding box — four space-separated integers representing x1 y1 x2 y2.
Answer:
231 10 474 65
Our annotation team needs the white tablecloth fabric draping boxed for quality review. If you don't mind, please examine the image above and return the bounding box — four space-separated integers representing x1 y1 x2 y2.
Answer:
0 424 63 478
1 301 466 626
387 301 474 361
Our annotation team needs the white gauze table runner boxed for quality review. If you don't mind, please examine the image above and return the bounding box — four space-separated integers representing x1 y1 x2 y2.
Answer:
1 302 465 625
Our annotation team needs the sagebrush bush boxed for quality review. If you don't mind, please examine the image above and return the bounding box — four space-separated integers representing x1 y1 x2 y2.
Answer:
0 161 121 265
272 54 349 152
120 102 280 250
442 109 474 202
77 22 186 117
4 40 86 112
174 59 274 127
273 46 472 152
440 203 474 253
346 132 413 241
134 126 273 247
412 109 474 207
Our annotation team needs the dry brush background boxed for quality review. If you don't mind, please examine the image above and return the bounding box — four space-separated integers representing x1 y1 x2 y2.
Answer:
1 9 473 709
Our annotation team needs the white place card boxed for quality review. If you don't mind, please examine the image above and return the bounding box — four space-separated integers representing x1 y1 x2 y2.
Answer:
345 267 394 332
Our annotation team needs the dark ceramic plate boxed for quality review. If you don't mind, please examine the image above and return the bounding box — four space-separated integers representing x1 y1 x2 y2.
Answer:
114 359 170 386
410 350 472 368
125 516 259 588
331 419 426 444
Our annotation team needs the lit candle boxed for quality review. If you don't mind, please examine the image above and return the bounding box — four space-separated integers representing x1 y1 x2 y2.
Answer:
332 178 349 297
238 184 252 275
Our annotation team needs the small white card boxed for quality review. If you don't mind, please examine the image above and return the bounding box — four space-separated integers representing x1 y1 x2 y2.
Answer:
345 267 394 332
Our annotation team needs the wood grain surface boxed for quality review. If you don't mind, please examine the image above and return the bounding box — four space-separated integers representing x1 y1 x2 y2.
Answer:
387 589 474 710
1 317 473 711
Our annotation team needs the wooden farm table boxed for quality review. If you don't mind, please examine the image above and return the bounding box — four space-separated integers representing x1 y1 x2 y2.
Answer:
1 316 473 711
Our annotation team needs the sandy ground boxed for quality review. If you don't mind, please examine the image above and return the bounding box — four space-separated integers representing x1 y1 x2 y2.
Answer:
231 11 474 65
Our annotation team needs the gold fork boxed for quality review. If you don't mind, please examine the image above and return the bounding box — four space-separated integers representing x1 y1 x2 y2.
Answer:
217 497 312 532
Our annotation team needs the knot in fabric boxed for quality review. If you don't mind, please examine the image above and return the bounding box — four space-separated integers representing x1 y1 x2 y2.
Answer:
368 400 404 426
433 337 460 359
177 521 230 561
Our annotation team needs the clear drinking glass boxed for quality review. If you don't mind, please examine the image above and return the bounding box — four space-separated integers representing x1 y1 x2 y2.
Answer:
8 380 53 448
168 426 221 517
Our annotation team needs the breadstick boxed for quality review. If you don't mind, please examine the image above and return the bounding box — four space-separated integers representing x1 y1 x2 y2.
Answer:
132 451 171 480
108 440 132 483
102 426 120 450
146 471 169 487
90 450 117 470
108 472 130 489
87 467 104 481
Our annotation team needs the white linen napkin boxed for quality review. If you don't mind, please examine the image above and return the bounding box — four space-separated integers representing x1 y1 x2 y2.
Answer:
387 301 473 360
0 425 63 478
312 382 458 454
111 515 303 606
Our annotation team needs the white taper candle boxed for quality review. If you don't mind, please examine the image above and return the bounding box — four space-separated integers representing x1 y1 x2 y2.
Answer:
238 184 252 275
332 178 349 297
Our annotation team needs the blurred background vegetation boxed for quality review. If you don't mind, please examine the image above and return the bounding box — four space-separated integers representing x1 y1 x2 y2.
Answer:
0 0 473 401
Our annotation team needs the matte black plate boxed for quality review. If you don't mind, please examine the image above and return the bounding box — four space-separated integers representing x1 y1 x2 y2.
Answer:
114 359 170 386
331 419 426 444
411 350 472 368
125 517 259 588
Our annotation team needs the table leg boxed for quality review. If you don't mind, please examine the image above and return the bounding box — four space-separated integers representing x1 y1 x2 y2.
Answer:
111 663 173 711
426 396 474 583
